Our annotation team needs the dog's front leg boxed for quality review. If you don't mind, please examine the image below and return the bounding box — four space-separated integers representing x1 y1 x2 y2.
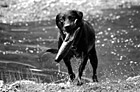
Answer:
63 57 75 81
76 52 88 85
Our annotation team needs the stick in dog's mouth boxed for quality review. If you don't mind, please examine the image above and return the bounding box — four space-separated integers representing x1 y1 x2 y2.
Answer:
55 27 80 62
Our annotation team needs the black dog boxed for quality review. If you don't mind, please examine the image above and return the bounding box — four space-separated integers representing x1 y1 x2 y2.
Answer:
47 10 98 85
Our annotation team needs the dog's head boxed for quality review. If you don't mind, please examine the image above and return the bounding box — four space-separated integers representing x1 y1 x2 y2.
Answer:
55 10 83 62
56 10 83 39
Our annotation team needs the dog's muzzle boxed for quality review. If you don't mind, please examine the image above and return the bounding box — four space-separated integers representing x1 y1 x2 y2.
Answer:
55 27 80 62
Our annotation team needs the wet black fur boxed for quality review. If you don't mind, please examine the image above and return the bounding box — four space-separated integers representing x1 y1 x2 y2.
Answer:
47 10 98 85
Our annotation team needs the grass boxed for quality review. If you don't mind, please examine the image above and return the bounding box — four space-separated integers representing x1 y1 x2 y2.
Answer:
1 75 140 92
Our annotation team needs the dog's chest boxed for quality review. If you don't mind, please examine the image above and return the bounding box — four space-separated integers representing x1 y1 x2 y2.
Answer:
71 47 82 58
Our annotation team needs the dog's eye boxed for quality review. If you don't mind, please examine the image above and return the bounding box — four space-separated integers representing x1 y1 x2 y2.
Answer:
59 18 64 23
59 16 65 23
69 16 75 21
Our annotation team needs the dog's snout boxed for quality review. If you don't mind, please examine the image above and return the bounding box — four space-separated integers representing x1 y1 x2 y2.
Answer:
64 24 70 30
64 19 71 29
64 25 70 29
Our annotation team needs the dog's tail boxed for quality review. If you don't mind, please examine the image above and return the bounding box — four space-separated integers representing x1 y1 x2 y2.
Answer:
46 48 58 54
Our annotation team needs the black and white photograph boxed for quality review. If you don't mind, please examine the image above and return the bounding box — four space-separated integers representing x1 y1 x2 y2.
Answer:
0 0 140 91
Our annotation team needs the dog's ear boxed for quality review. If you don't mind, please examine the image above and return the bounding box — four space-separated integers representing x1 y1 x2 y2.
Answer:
56 13 65 40
56 13 62 27
56 13 63 29
76 11 83 20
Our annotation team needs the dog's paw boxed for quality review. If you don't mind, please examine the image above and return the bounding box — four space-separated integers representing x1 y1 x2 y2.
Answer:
75 76 83 86
92 75 98 82
70 73 75 82
93 79 98 82
76 80 83 86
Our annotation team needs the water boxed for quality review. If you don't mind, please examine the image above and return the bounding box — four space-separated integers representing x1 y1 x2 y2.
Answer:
0 5 140 83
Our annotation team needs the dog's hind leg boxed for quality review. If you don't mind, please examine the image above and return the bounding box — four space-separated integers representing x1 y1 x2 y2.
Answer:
63 57 75 81
89 47 98 82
